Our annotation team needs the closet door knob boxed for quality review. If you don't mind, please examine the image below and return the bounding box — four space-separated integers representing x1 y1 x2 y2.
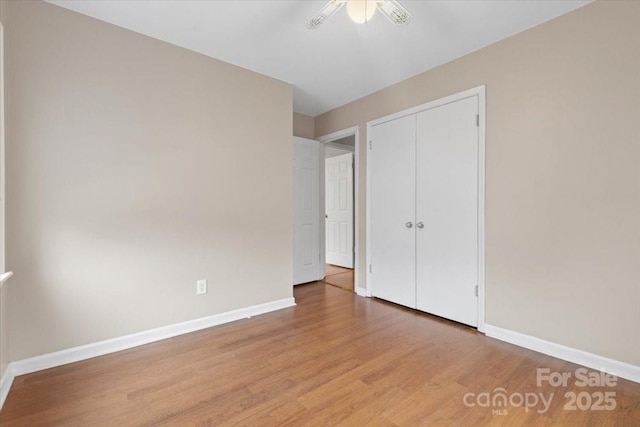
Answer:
416 222 424 229
405 222 413 228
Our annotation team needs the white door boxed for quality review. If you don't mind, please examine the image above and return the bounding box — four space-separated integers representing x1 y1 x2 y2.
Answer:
293 137 321 285
370 115 417 308
416 96 479 327
325 152 354 268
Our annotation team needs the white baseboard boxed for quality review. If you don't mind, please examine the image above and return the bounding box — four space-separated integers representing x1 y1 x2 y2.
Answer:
485 324 640 384
0 297 295 410
355 286 368 297
0 365 15 411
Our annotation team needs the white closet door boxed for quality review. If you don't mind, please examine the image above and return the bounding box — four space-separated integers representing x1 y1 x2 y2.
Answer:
416 96 479 326
325 153 354 268
293 137 321 285
370 115 417 308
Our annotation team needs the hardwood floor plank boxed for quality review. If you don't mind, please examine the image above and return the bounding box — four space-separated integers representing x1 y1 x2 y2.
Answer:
323 264 354 291
1 282 639 426
325 264 352 276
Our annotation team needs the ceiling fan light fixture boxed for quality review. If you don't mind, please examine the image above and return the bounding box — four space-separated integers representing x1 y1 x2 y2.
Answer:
346 0 377 24
306 0 410 29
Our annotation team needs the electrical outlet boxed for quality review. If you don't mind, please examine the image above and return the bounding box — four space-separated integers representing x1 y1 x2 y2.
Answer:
196 279 207 295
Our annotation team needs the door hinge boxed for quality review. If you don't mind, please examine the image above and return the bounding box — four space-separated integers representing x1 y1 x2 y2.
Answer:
369 140 372 150
475 114 480 127
369 264 372 274
474 285 479 297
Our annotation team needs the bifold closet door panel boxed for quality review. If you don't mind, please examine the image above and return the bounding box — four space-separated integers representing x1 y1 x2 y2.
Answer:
370 115 417 308
416 96 479 327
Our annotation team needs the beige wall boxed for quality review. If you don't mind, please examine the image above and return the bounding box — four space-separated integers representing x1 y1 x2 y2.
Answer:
293 112 315 139
315 1 640 366
0 284 6 379
0 0 8 380
5 1 293 361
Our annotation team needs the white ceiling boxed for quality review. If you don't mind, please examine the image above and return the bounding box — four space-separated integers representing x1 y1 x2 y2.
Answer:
48 0 590 117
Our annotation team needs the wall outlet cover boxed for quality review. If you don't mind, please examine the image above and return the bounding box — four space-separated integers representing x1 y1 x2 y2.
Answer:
196 279 207 295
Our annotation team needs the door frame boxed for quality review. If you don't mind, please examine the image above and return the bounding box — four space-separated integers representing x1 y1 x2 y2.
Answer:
365 85 486 332
317 126 362 295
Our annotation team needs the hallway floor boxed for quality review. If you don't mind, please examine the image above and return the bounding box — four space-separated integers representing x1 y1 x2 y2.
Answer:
323 264 354 292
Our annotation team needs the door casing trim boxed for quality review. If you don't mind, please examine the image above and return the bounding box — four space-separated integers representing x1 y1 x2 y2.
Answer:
316 126 363 295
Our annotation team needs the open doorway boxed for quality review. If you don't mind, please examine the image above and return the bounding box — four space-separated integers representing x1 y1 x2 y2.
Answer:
319 131 357 292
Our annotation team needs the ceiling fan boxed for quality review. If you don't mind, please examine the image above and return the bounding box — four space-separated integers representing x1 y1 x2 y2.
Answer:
306 0 412 29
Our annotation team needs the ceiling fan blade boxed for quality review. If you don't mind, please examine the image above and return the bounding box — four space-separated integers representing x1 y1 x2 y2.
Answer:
306 0 347 29
376 0 412 25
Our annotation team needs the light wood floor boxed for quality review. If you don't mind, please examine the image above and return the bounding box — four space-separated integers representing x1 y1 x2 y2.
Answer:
323 264 354 291
1 283 639 426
